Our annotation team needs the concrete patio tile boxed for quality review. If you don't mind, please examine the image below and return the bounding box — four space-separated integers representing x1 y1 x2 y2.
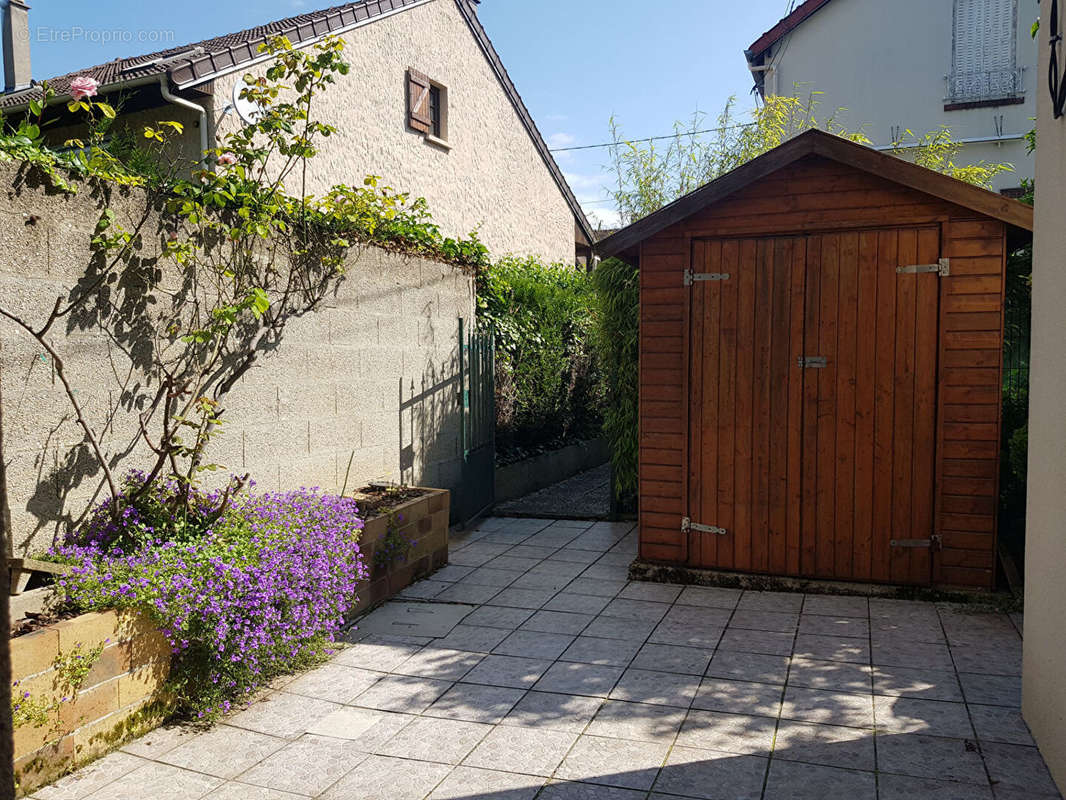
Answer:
350 674 453 714
950 644 1022 676
630 643 714 676
601 598 670 623
33 752 146 800
556 735 670 790
534 661 625 697
237 734 367 796
981 742 1063 796
544 593 612 615
585 699 686 742
565 577 628 597
763 759 875 800
792 634 870 664
436 582 503 604
447 549 504 568
870 616 948 644
319 754 451 800
430 565 476 582
462 725 577 776
692 677 784 717
120 724 199 759
959 672 1022 707
663 605 734 628
788 657 872 694
228 692 341 739
506 545 558 559
461 567 523 588
509 572 573 592
873 696 973 738
397 580 449 599
718 628 795 656
582 615 658 642
423 683 526 723
968 704 1036 745
540 782 646 800
548 550 602 566
648 620 724 649
781 686 874 728
202 783 306 800
158 725 286 779
595 552 637 567
493 629 575 659
798 614 870 639
521 610 595 635
802 595 869 618
373 716 493 764
426 766 544 800
609 668 700 708
503 690 604 732
461 606 534 630
993 790 1064 800
729 609 800 633
461 654 553 689
530 560 589 579
872 640 954 671
560 636 642 667
81 762 222 800
618 582 683 603
305 706 413 748
676 586 742 609
871 665 963 701
876 773 993 800
875 732 986 783
654 744 768 800
487 587 558 609
485 556 543 572
675 709 777 755
737 591 804 614
705 650 790 685
285 664 384 703
334 639 423 671
433 625 511 654
773 720 876 771
938 610 1017 645
393 646 484 681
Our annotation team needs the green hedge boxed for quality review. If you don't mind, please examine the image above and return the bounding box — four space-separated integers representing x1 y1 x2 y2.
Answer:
477 256 602 457
591 257 639 504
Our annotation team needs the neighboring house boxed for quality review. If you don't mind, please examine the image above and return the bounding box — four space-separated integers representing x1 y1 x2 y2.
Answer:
744 0 1038 192
0 0 593 264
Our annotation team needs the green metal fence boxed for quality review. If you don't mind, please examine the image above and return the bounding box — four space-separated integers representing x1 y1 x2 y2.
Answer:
458 319 495 523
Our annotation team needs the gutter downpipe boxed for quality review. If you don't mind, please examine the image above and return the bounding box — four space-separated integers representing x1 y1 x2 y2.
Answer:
158 75 209 168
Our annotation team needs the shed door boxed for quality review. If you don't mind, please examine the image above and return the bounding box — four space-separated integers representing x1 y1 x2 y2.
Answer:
686 228 941 585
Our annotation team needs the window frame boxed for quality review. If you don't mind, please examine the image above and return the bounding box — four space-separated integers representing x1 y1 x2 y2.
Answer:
946 0 1022 109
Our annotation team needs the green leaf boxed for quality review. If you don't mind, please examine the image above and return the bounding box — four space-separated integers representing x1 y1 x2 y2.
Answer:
95 102 116 119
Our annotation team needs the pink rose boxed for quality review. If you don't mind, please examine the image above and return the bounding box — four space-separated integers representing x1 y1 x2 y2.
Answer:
70 76 99 101
217 152 237 166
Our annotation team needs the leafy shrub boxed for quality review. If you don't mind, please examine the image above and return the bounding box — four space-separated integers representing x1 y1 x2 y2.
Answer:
477 256 603 455
51 474 367 718
592 258 639 506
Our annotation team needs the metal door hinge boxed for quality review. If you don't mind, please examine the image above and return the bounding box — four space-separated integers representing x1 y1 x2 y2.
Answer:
684 270 731 286
890 535 943 551
797 356 828 369
896 258 950 277
682 516 727 536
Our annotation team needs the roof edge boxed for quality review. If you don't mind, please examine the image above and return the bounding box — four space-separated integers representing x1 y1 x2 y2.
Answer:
746 0 834 63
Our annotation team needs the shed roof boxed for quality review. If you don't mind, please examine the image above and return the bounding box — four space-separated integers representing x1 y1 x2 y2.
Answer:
596 129 1034 259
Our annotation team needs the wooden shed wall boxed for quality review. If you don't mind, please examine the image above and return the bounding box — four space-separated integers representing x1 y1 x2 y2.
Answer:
638 155 1006 589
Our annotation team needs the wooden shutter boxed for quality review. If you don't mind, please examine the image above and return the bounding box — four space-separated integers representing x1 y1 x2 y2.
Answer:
407 69 432 133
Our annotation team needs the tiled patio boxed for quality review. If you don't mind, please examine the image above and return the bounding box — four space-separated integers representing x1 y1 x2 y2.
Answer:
32 517 1060 800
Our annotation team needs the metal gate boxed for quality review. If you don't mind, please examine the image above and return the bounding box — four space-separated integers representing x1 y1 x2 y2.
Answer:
458 319 496 523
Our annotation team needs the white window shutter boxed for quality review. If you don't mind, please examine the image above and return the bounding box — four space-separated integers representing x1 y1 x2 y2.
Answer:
951 0 1018 101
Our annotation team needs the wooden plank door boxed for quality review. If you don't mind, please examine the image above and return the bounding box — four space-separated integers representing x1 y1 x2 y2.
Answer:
686 236 806 573
800 227 940 584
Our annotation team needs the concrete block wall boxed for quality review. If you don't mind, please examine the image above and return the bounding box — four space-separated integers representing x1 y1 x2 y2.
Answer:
0 163 476 555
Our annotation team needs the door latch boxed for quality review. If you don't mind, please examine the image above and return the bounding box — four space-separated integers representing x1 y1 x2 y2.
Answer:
797 356 828 369
682 517 727 536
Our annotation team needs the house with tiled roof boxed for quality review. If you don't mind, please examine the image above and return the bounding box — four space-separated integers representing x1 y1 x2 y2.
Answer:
744 0 1038 193
0 0 593 263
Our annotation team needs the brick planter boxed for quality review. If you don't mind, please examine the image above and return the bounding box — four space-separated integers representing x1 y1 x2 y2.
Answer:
11 610 172 795
351 488 450 618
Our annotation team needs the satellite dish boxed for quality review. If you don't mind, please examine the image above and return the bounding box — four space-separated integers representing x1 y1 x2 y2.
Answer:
231 81 265 125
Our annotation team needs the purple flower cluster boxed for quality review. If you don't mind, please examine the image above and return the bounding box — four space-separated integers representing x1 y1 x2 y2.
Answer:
53 480 367 717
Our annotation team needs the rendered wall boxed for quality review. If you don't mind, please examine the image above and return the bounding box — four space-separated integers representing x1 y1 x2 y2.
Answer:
0 162 475 555
1021 18 1066 796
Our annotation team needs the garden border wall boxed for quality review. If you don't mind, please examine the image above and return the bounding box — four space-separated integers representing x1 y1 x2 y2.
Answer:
494 438 609 504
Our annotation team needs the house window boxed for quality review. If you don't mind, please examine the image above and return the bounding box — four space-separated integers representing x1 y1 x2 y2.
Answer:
948 0 1020 106
407 68 448 145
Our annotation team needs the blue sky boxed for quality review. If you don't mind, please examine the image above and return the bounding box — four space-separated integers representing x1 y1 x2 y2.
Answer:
22 0 795 226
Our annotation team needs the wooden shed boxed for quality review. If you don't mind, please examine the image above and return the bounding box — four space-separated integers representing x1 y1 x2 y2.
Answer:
597 130 1033 590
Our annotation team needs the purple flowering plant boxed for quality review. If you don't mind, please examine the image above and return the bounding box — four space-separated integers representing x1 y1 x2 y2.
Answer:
50 472 367 718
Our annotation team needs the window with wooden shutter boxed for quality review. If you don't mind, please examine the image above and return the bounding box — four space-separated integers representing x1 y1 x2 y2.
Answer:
949 0 1020 103
407 68 432 133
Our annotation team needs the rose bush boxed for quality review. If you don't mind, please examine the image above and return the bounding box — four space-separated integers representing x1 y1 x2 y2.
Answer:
50 474 367 718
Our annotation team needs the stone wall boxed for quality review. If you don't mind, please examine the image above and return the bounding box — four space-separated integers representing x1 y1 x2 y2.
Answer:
0 162 475 555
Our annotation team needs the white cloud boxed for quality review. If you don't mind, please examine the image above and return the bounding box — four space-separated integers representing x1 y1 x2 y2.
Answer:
547 132 577 149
